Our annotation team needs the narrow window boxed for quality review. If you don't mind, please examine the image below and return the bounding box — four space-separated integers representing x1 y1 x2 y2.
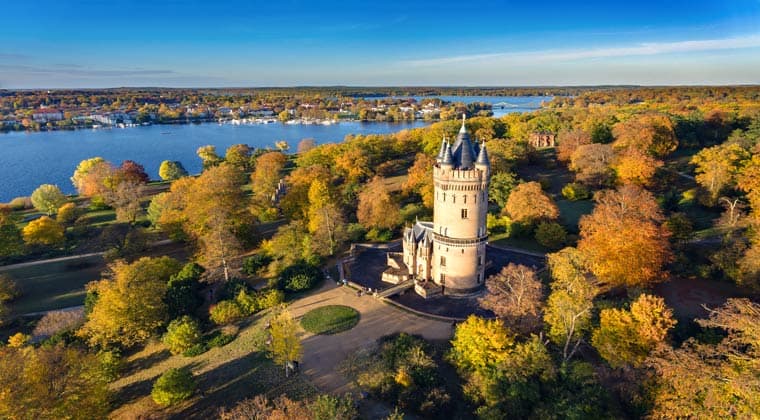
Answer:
461 208 468 219
440 256 446 267
464 195 467 204
453 195 456 203
477 273 481 284
440 273 446 284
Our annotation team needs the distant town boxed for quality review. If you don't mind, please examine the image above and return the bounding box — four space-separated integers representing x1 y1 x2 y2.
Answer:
0 87 573 132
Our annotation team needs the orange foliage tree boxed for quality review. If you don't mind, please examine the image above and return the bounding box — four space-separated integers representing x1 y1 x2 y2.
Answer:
578 185 672 288
612 114 677 158
402 153 435 209
503 181 559 224
612 149 663 186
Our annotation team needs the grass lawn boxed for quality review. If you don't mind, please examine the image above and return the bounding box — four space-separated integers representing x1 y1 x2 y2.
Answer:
110 313 316 419
556 199 594 232
489 233 548 253
1 254 105 314
300 305 360 335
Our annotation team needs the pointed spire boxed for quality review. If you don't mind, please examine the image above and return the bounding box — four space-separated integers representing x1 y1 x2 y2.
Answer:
436 137 447 162
441 141 454 166
459 113 467 134
476 141 490 166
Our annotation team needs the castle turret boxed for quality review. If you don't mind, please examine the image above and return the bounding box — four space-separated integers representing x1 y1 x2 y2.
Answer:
430 115 490 296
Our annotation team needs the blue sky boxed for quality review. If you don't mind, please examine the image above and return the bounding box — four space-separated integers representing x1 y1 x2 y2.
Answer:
1 0 760 88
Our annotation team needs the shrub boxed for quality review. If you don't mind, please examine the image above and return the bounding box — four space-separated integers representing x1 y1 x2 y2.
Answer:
278 263 324 293
56 202 80 225
182 343 207 357
346 223 367 242
486 213 512 235
8 332 30 347
209 300 245 325
151 367 196 406
163 316 203 355
535 222 567 250
206 332 236 348
242 254 272 276
258 288 285 309
235 289 259 315
561 182 591 201
0 274 19 302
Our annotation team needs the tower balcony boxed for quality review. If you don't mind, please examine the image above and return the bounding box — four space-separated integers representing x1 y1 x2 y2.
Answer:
433 232 488 247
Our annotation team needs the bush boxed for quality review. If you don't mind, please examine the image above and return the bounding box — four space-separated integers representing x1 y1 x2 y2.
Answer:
182 343 208 357
561 182 591 201
365 228 393 242
209 300 245 325
151 367 196 406
206 332 236 348
166 263 204 319
242 254 272 276
56 202 80 225
278 263 324 293
486 213 512 235
535 222 567 250
31 308 84 340
0 274 19 303
163 316 203 355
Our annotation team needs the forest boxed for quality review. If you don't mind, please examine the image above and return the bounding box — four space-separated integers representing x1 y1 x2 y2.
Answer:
0 85 759 419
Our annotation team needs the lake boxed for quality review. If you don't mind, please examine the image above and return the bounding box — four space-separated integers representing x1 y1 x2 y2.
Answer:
0 95 548 201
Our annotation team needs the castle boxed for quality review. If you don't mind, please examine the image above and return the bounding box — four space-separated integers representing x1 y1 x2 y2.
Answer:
383 116 490 298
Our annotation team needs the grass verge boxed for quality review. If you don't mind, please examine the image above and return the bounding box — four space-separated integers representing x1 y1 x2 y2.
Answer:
300 305 360 335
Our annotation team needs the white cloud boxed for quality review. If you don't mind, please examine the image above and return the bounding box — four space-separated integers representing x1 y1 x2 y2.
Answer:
402 33 760 67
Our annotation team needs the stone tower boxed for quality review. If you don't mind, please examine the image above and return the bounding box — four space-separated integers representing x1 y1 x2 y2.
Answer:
430 115 490 296
387 115 490 298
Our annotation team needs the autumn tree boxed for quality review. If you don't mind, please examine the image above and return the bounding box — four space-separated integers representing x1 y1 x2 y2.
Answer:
578 185 672 289
691 143 749 203
279 164 332 220
357 176 401 231
736 154 760 222
269 308 302 377
22 216 65 246
307 179 346 256
569 143 615 186
297 138 317 154
647 299 760 418
503 181 559 225
334 144 370 183
557 129 592 163
56 202 80 225
159 160 189 181
479 264 543 334
0 344 110 419
592 294 676 368
544 247 598 362
402 153 435 208
31 184 67 215
79 256 181 348
261 220 312 272
71 157 107 196
449 316 555 414
612 149 663 186
119 160 150 184
225 143 253 171
612 114 677 158
197 145 222 169
251 151 287 204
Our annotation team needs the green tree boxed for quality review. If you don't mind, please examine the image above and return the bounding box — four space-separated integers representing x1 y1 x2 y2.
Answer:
151 367 196 406
30 184 67 215
488 172 519 209
79 256 181 348
158 160 188 181
534 221 567 250
22 216 65 246
166 262 204 319
162 316 202 355
0 206 23 257
225 144 253 171
209 300 245 325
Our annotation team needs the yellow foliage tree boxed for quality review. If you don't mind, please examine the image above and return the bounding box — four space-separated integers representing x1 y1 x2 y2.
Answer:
592 294 676 368
402 153 435 209
22 216 65 246
357 176 401 231
612 113 677 158
269 309 302 377
612 149 663 186
78 256 181 348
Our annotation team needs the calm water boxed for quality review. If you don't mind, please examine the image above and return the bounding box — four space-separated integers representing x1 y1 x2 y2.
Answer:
0 95 547 201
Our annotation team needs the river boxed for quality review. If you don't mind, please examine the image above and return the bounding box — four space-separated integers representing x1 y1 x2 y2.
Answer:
0 95 549 201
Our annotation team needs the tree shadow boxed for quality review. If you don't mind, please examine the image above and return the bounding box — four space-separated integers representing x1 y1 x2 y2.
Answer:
123 348 172 377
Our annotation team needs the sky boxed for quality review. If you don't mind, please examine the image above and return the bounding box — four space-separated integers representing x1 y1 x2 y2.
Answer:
1 0 760 88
